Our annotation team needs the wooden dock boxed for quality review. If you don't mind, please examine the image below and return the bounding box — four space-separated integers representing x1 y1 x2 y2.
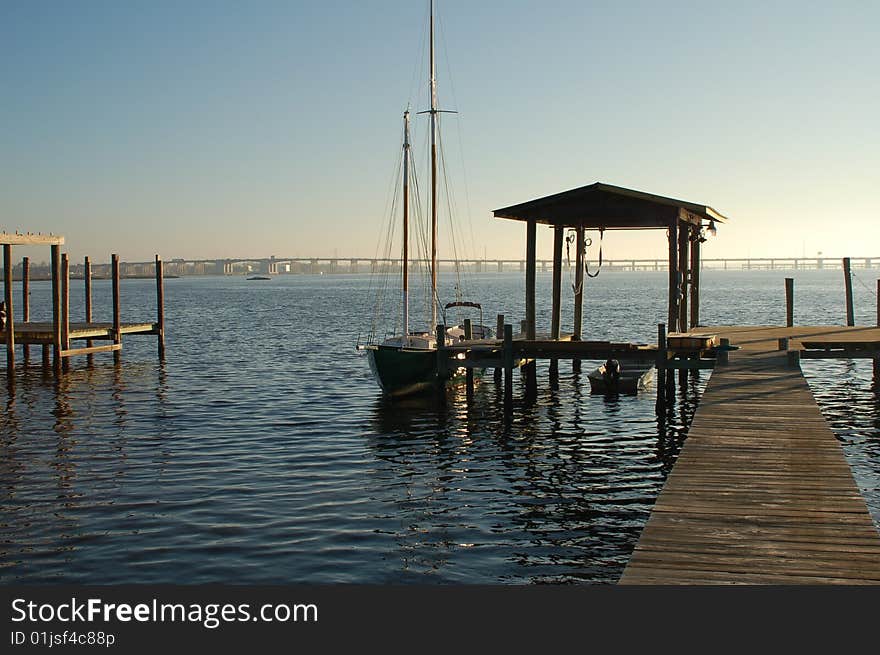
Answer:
2 231 166 373
621 327 880 584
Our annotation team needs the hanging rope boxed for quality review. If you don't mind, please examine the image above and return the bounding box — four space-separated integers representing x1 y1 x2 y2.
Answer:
585 228 604 278
565 228 604 295
565 230 581 295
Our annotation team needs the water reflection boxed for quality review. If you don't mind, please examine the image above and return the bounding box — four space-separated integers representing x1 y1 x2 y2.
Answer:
366 365 706 583
0 360 170 582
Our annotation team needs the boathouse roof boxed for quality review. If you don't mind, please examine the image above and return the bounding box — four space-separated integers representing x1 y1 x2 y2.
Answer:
493 182 728 229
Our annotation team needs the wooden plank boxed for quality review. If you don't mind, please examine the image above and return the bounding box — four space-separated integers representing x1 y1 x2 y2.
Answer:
0 232 64 246
60 343 122 357
620 345 880 585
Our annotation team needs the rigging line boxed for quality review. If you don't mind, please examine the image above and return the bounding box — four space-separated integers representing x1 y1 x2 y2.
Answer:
436 116 471 302
368 130 407 341
437 12 478 261
406 1 431 111
851 268 878 297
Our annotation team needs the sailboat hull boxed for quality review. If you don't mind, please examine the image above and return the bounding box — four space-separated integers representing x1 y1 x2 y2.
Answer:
366 345 441 398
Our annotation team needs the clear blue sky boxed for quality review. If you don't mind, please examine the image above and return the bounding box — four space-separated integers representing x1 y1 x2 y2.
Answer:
2 0 877 262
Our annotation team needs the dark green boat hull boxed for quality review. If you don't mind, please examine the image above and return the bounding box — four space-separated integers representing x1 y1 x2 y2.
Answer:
366 345 442 397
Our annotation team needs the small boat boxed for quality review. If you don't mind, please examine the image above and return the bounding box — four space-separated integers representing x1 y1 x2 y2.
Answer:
247 275 272 280
588 359 655 394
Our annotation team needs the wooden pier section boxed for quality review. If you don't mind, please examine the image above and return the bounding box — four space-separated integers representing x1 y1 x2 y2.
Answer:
2 231 166 373
621 326 880 584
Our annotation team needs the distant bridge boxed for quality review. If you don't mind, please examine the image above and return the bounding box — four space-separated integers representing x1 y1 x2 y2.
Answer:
13 256 880 279
146 255 878 276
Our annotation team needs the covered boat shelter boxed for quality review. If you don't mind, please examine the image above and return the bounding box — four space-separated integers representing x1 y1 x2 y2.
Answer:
493 182 728 348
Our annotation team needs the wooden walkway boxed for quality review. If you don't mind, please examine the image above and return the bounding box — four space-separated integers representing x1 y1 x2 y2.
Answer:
2 321 158 344
621 340 880 584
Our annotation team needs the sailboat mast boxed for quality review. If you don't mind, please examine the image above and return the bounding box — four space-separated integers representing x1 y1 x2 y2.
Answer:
402 109 410 337
429 0 438 333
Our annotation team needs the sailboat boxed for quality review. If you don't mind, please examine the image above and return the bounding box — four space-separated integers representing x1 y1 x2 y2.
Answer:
362 0 489 397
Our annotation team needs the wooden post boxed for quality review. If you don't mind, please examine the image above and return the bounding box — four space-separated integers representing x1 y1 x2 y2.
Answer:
524 219 537 389
668 219 679 333
678 223 689 334
876 280 879 382
655 323 666 416
689 227 700 329
51 244 61 372
155 254 166 357
4 244 14 373
112 253 121 362
494 313 504 383
525 219 536 340
84 256 93 362
573 225 585 372
550 226 563 378
464 318 473 402
785 277 794 327
503 323 513 417
61 253 70 371
435 324 447 382
717 338 730 366
843 257 854 326
21 256 29 362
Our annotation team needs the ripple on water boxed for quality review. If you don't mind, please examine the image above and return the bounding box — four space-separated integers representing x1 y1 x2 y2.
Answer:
3 272 879 583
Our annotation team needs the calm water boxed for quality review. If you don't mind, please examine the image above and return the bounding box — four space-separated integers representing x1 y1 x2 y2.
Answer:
1 269 879 583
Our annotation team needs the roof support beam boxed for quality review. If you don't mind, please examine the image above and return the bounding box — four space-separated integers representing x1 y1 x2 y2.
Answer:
668 219 679 332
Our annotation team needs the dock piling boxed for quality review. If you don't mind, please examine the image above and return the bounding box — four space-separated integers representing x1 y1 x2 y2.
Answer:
464 318 474 402
61 253 70 371
785 277 794 327
155 254 166 357
435 324 447 381
843 257 854 326
22 256 29 363
51 244 61 372
84 256 93 363
655 323 666 416
112 253 121 363
717 338 730 366
573 225 585 373
677 223 689 332
4 244 14 374
494 313 504 383
503 323 513 417
689 225 700 328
